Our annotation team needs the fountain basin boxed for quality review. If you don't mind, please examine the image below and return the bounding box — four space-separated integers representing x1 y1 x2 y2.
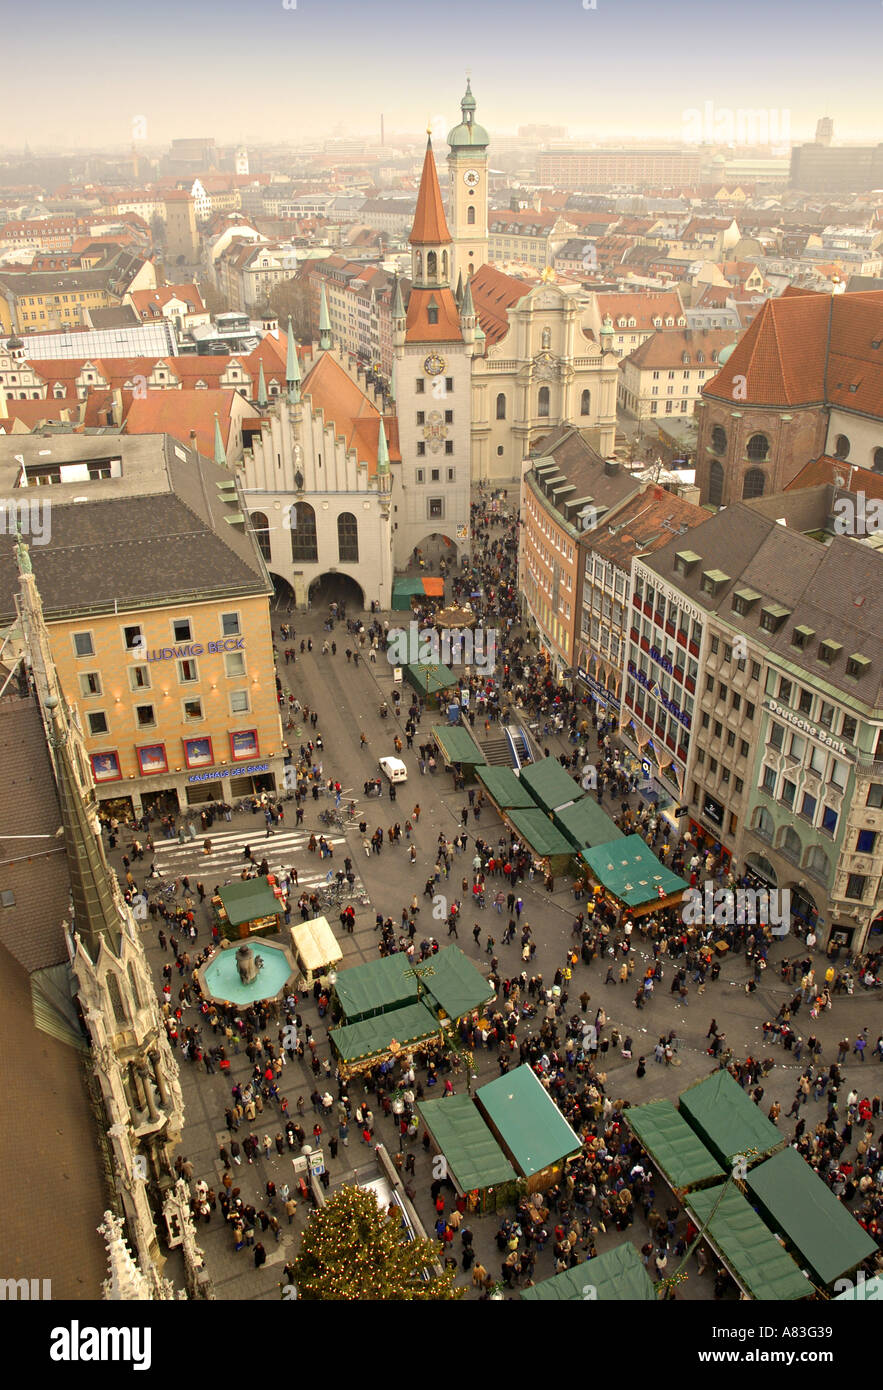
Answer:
197 938 296 1007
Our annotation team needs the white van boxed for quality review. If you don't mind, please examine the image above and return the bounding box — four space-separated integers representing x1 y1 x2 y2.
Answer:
379 756 408 784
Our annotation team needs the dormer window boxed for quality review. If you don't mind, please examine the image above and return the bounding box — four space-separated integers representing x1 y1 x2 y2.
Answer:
760 602 790 633
427 296 439 326
700 568 730 596
665 316 674 326
846 653 870 679
792 625 814 649
818 640 842 664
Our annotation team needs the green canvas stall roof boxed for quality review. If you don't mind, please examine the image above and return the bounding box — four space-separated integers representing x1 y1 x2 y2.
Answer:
519 757 583 814
506 808 574 860
685 1183 810 1301
423 945 495 1022
678 1069 784 1170
404 661 458 696
476 1064 582 1178
217 879 282 927
475 765 536 809
417 1094 516 1191
833 1274 883 1300
745 1145 877 1287
554 796 624 852
391 576 442 609
625 1100 725 1192
520 1242 656 1301
431 724 486 767
333 953 418 1023
580 834 688 908
330 1002 442 1064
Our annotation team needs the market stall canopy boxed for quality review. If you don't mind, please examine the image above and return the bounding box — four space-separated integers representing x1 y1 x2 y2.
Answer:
519 757 583 815
333 953 419 1023
476 1065 582 1179
625 1099 725 1194
505 808 574 862
678 1069 785 1172
521 1242 656 1301
417 1094 516 1192
580 834 688 909
745 1145 877 1288
404 661 458 698
288 916 342 978
391 576 444 609
554 796 624 853
423 945 495 1022
329 1002 442 1066
685 1183 810 1301
433 604 477 629
475 764 536 809
217 879 281 928
431 724 486 768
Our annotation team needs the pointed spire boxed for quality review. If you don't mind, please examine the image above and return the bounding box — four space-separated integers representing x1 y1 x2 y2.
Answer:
285 316 301 403
213 411 226 466
409 136 452 247
376 419 390 474
392 277 405 322
455 270 464 308
461 276 475 320
51 710 123 962
257 360 268 409
98 1211 153 1301
318 284 332 351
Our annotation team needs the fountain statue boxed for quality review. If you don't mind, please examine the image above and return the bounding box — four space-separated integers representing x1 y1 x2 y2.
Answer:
236 944 258 985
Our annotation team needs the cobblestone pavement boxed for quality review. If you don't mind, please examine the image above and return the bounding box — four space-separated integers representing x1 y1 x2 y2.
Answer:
106 597 883 1300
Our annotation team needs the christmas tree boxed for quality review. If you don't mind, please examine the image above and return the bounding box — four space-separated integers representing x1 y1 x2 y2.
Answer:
291 1184 461 1300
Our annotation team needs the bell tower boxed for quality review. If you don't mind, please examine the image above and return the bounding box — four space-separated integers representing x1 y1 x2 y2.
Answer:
447 78 489 286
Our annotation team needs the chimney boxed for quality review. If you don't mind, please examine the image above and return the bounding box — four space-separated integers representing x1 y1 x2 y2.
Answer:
604 459 620 476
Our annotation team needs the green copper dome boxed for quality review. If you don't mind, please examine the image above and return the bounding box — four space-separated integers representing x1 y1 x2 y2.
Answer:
717 340 737 366
448 78 489 148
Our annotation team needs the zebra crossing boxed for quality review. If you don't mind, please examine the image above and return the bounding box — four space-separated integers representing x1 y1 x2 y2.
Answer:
147 824 352 893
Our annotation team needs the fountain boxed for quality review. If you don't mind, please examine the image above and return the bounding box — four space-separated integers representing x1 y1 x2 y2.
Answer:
197 938 296 1008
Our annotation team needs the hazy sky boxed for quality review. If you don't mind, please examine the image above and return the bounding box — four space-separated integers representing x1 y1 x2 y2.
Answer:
2 0 880 150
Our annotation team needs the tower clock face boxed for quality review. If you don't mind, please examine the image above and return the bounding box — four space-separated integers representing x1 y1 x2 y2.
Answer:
423 353 446 376
463 169 480 187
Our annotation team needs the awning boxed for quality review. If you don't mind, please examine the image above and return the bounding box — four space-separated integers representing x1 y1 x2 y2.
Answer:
518 757 583 815
431 723 486 767
685 1183 810 1301
625 1099 725 1194
288 916 342 977
521 1242 656 1301
422 945 495 1023
476 1065 582 1178
417 1094 516 1192
580 834 688 909
678 1069 785 1172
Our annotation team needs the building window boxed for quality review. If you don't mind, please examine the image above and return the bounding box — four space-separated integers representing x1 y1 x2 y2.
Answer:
250 511 271 562
290 502 318 562
79 672 102 697
417 411 425 425
538 386 550 417
428 498 444 520
467 206 476 225
496 393 506 420
221 612 241 637
129 665 150 691
867 784 883 809
580 389 591 416
225 652 246 678
230 690 250 715
417 442 426 456
178 658 198 683
834 434 850 460
742 468 765 499
707 460 724 507
821 805 838 835
183 698 204 722
710 425 727 454
337 512 359 563
416 378 425 393
415 468 424 484
122 624 143 653
856 828 877 854
87 711 108 736
746 433 769 461
445 378 453 394
135 704 156 729
845 873 867 901
445 441 453 455
173 618 192 642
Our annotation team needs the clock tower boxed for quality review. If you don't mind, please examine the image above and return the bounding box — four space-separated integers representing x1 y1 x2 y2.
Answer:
392 134 472 570
447 78 489 286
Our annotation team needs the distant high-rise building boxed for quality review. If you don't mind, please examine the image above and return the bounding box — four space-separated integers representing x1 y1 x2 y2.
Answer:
815 116 833 147
235 146 249 175
790 141 883 191
537 148 703 190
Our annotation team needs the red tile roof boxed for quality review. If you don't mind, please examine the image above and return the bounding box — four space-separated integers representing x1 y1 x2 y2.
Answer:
300 351 401 471
123 389 238 458
703 288 883 410
409 139 451 247
469 264 532 345
405 287 462 344
785 454 883 497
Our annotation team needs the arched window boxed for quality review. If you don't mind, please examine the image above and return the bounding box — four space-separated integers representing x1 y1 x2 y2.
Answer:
337 512 359 563
580 389 591 416
743 468 765 499
495 393 506 420
250 510 271 562
105 971 127 1026
707 459 724 507
779 825 802 862
538 385 550 418
416 252 423 281
873 447 883 474
752 806 774 841
746 433 769 461
427 250 437 281
127 962 142 1009
441 251 448 279
290 502 318 562
805 844 829 880
834 433 850 460
467 206 475 226
710 424 727 454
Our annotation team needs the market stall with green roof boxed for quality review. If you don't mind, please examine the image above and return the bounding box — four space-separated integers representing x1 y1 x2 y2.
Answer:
474 764 536 814
329 1003 444 1080
475 1065 582 1194
579 833 688 918
677 1069 785 1172
520 1242 657 1301
417 1094 517 1212
518 757 583 815
684 1182 811 1301
504 807 576 878
430 724 486 778
404 661 459 706
625 1099 726 1197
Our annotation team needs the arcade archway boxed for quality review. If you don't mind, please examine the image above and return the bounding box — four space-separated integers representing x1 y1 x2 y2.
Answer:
269 573 297 612
308 571 365 612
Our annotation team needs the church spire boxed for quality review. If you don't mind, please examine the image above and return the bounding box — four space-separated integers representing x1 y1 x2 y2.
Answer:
376 420 390 475
318 284 332 351
409 136 452 248
213 412 226 466
285 316 301 403
257 360 268 409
